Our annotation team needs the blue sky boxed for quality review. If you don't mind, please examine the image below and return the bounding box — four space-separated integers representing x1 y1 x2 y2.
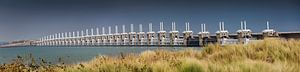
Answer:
0 0 299 41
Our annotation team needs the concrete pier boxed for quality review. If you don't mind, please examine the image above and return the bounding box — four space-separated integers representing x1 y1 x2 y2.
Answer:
169 22 180 45
216 21 229 45
147 23 157 45
129 24 137 45
137 24 147 45
183 22 193 46
158 22 167 45
262 21 279 39
237 20 251 44
198 23 210 46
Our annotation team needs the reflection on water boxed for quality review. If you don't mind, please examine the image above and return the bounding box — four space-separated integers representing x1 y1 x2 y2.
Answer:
0 46 200 64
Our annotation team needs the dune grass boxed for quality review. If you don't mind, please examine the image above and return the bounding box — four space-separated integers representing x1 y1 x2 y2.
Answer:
1 38 300 72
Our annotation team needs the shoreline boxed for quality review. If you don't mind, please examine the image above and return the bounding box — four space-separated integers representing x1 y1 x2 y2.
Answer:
1 39 299 72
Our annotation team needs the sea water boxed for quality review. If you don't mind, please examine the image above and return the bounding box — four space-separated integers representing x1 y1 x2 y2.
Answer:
0 46 200 64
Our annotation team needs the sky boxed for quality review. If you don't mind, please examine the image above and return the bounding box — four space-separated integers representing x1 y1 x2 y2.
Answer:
0 0 299 41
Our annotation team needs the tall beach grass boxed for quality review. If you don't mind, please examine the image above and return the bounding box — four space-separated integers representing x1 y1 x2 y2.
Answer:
1 38 299 72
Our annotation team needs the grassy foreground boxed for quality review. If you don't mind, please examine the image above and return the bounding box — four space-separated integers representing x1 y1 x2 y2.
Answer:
1 38 300 72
